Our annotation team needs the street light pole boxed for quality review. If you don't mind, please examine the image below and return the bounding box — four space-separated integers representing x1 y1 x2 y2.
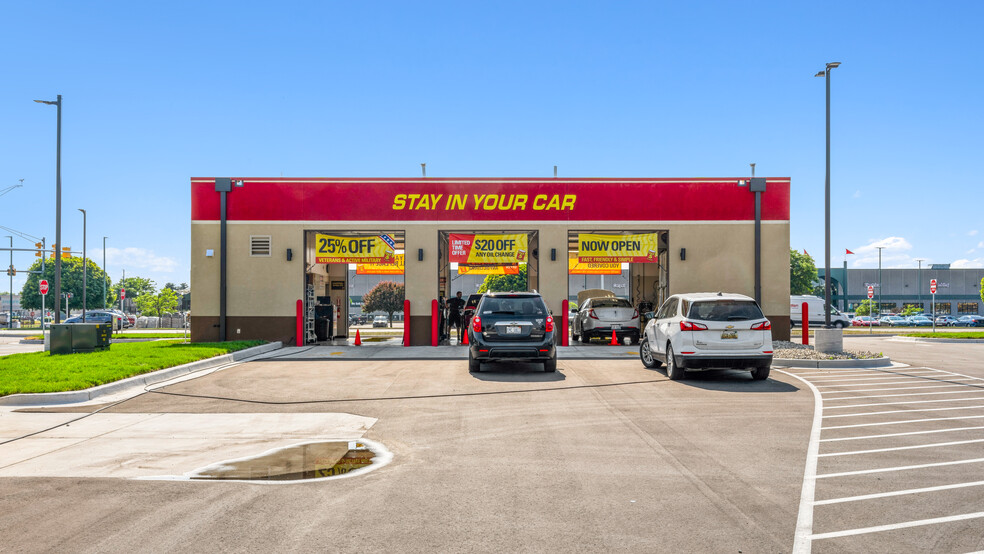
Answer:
915 258 925 313
103 237 108 309
876 246 885 316
34 95 62 323
816 62 841 328
5 236 11 330
79 209 86 322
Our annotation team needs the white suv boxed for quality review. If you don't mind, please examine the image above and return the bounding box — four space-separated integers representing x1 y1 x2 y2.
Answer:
640 292 773 381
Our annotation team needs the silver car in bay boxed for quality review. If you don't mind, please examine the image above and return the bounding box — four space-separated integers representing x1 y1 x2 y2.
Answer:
572 289 641 344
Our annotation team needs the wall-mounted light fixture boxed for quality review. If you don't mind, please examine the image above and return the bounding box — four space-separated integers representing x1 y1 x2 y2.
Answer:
418 248 424 261
206 249 214 257
680 248 686 261
286 248 293 261
550 248 556 261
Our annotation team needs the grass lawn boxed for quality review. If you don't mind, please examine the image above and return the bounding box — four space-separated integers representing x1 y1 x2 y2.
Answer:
0 340 264 396
907 332 984 339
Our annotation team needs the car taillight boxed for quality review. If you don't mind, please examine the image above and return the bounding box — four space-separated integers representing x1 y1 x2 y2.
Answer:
472 316 482 333
680 320 708 331
632 309 639 319
545 315 554 333
588 309 599 319
751 320 772 331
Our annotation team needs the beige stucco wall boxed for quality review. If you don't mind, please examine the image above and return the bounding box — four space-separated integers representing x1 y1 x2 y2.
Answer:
192 220 790 335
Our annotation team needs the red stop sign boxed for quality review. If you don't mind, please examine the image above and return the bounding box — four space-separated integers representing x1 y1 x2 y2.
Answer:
39 280 49 295
121 288 126 300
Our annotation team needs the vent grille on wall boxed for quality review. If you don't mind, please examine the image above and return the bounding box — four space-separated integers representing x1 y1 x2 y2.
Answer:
250 235 272 257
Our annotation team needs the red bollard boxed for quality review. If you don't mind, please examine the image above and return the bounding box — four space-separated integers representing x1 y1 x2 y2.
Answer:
403 299 411 346
296 299 303 346
431 299 439 347
802 303 809 346
561 299 570 347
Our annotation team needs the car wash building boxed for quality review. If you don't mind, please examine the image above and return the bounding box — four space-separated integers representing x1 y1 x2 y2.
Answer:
190 177 791 345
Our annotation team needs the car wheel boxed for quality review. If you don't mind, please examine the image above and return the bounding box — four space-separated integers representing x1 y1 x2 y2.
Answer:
580 333 590 344
834 321 845 329
666 344 684 380
543 357 557 373
571 332 579 342
468 351 480 373
639 337 662 369
630 333 640 345
751 365 771 381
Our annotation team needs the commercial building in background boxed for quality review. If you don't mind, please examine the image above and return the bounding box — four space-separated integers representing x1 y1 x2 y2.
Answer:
191 177 791 345
819 266 984 315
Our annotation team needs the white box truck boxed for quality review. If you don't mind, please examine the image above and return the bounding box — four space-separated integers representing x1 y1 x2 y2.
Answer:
790 295 850 328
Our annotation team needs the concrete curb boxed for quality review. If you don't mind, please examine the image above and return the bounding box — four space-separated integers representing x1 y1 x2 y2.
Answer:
772 356 892 369
888 336 984 344
0 342 283 407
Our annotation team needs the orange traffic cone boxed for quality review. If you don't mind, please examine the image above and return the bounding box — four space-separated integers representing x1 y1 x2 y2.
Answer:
609 330 619 346
354 329 362 346
462 329 469 345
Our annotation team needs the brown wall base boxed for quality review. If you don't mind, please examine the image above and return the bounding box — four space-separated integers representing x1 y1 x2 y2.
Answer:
409 315 433 346
192 316 296 345
769 315 791 342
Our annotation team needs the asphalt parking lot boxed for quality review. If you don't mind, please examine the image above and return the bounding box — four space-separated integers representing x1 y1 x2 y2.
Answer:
1 337 982 552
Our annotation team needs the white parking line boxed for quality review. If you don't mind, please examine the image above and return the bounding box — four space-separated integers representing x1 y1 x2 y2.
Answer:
808 372 947 383
823 405 984 418
814 480 984 505
824 396 984 410
823 415 984 430
820 426 984 443
823 383 979 395
817 457 984 479
826 387 978 402
818 378 974 388
809 511 984 540
774 369 824 554
818 438 984 457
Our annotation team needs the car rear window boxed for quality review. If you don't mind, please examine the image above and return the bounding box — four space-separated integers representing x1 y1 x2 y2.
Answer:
687 300 764 321
591 298 631 308
480 297 546 315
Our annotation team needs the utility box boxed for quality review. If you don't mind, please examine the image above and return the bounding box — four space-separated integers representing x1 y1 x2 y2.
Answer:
48 323 112 355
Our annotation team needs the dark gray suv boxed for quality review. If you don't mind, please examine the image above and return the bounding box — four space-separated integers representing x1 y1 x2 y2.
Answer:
467 292 557 373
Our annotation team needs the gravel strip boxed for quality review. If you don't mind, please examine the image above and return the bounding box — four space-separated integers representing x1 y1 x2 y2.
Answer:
773 340 882 360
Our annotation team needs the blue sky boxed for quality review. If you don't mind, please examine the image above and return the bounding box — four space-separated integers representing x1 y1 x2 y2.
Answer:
2 1 982 297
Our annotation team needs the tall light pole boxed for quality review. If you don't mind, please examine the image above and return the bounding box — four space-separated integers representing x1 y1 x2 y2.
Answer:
876 246 885 316
5 236 11 330
79 209 86 322
915 258 925 312
34 95 62 323
103 237 108 309
815 62 841 328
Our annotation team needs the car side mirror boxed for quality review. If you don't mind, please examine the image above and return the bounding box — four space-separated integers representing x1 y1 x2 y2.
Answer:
645 311 655 319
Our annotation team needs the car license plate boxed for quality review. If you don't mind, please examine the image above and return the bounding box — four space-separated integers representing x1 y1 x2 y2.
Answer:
611 324 621 330
506 326 521 335
721 330 738 339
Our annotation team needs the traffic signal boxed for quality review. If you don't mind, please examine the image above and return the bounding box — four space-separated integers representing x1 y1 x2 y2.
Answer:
35 242 43 257
61 246 71 259
5 265 15 277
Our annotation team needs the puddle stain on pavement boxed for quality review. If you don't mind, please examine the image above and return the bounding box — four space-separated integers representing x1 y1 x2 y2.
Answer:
187 440 390 482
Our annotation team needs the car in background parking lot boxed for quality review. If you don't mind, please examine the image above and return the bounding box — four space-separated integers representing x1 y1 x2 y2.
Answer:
954 315 984 327
851 316 879 327
63 311 117 327
879 315 906 326
907 315 933 327
640 292 772 381
935 315 958 327
372 315 389 328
